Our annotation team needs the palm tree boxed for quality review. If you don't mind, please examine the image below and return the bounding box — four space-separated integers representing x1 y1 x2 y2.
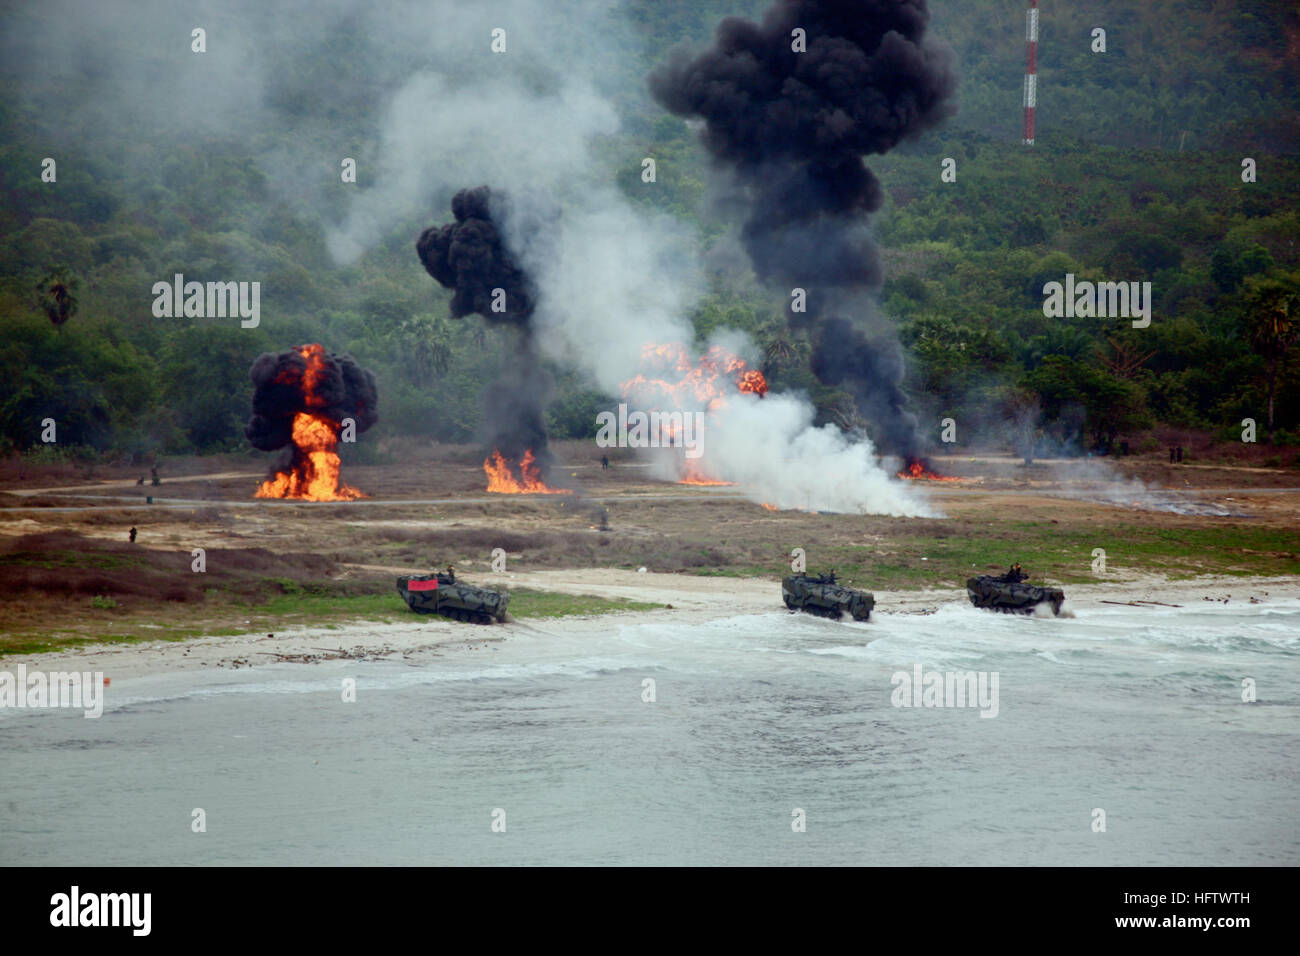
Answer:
35 268 79 332
1102 332 1156 380
397 314 453 385
1243 277 1298 444
470 319 488 352
1021 325 1098 369
823 394 862 434
1002 387 1041 465
759 320 805 379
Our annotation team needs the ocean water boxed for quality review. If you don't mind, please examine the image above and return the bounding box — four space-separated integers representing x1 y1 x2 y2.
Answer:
2 600 1297 866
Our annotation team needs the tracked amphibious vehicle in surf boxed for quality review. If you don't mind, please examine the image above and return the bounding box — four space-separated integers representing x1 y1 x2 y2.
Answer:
397 572 510 624
966 573 1064 616
782 570 874 622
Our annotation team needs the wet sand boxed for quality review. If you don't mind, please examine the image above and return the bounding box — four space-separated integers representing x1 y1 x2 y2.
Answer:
15 570 1294 681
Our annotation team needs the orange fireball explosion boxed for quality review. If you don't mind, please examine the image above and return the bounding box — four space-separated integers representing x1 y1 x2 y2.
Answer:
621 343 767 485
254 344 368 501
897 457 961 481
484 449 573 494
255 411 367 501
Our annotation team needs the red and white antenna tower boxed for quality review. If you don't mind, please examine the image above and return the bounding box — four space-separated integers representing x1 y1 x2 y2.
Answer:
1022 0 1038 145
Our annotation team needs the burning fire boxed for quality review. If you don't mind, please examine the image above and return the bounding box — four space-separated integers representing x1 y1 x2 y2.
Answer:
255 344 368 501
897 457 961 481
621 343 768 409
484 449 573 494
678 460 735 486
621 343 766 484
255 411 366 501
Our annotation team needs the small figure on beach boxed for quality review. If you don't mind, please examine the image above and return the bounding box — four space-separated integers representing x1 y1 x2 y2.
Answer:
601 454 609 471
150 465 160 486
128 526 137 543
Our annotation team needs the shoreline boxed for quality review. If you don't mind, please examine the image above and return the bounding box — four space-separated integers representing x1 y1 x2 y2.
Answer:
7 570 1295 682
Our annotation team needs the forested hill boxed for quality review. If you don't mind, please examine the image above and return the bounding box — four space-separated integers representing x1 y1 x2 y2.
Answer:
929 0 1300 153
625 0 1300 152
1 0 1297 461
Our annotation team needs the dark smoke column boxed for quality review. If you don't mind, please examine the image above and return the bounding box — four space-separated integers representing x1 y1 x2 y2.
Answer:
649 0 956 458
416 186 555 475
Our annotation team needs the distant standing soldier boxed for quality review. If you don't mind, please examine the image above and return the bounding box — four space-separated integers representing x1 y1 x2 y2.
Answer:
601 454 609 471
129 526 137 543
150 465 160 486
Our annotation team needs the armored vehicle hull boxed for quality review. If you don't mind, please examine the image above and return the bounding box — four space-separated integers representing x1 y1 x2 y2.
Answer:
397 575 509 624
966 576 1064 616
782 574 874 621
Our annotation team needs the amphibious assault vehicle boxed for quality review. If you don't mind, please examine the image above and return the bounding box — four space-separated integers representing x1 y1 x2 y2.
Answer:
966 575 1065 616
396 572 510 624
782 571 874 622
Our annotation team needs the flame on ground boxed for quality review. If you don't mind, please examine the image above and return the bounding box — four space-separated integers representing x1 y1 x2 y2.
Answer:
678 460 735 486
620 343 766 485
897 458 961 481
484 449 573 494
255 411 367 501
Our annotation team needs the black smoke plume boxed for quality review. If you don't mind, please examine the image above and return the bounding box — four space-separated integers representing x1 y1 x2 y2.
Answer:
811 318 917 457
416 186 536 326
245 344 378 452
650 0 955 457
416 186 556 470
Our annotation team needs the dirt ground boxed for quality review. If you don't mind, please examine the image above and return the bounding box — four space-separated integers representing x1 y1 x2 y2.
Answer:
3 442 1297 566
2 441 1297 671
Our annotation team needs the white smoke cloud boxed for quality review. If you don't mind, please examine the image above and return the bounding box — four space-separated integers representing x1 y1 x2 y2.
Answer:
519 200 705 390
708 393 938 516
328 75 621 264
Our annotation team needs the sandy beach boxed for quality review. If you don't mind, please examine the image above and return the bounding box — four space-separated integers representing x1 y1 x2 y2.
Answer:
14 569 1295 681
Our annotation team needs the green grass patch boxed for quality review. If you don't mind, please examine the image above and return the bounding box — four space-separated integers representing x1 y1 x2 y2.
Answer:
0 583 667 657
246 589 405 620
245 583 663 622
0 549 145 571
0 631 150 655
506 588 663 619
677 522 1299 589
